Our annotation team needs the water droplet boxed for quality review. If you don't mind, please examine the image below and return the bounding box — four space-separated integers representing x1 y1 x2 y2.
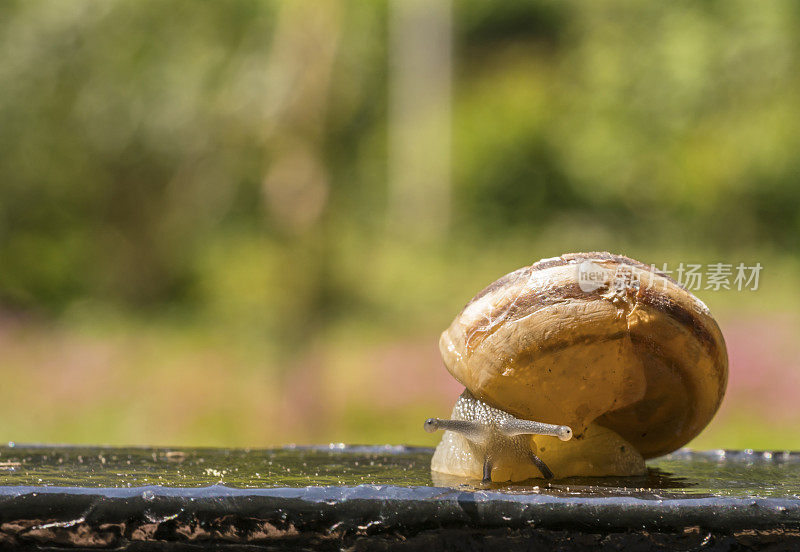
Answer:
144 510 180 524
358 520 382 531
142 490 155 501
327 521 344 534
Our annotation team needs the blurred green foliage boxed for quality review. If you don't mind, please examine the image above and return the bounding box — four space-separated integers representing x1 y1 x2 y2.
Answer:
1 0 800 447
2 0 799 320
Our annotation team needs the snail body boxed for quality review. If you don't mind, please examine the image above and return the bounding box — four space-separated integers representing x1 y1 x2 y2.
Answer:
426 252 728 482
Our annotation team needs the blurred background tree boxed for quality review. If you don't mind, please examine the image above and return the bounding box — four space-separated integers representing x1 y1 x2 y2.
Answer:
1 0 799 449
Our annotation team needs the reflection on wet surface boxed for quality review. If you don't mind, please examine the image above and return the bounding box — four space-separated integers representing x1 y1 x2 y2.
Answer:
0 444 798 499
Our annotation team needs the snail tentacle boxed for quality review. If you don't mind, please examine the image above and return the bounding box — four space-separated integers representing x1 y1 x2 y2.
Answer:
527 450 554 479
482 458 493 482
424 418 487 442
498 417 573 441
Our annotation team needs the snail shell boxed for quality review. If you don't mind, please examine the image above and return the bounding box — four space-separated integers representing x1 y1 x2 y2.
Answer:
431 251 727 480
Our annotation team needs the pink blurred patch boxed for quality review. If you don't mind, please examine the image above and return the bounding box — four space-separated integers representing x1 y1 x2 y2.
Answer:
716 314 800 423
362 339 463 409
279 350 334 438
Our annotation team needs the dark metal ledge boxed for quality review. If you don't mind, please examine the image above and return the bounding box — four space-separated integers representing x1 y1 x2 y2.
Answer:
1 445 798 550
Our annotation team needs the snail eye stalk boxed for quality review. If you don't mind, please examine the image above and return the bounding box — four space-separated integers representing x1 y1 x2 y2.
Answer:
498 418 573 441
423 418 487 442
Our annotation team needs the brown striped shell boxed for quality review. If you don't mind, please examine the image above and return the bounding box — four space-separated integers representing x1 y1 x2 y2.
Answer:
439 252 728 459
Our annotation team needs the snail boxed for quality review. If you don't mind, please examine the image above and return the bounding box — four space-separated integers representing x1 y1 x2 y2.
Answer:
424 252 728 482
